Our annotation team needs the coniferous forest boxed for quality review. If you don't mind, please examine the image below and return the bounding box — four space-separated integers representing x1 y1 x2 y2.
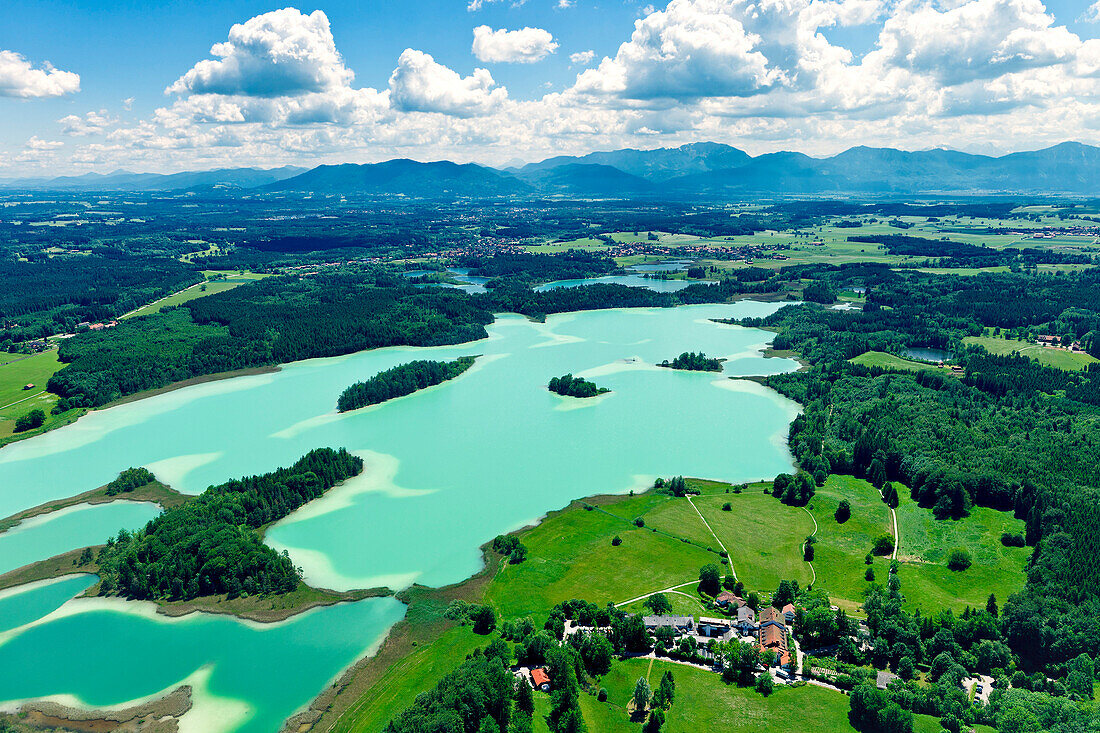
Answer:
95 448 362 600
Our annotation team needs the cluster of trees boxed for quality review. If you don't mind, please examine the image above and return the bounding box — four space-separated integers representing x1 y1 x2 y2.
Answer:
13 408 45 432
96 448 362 600
654 476 695 497
337 357 476 412
771 471 817 506
104 467 156 496
548 374 609 398
658 351 723 371
491 534 528 564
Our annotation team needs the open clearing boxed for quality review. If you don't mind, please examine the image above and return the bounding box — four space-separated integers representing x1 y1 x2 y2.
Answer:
849 351 943 372
0 350 66 438
963 335 1098 371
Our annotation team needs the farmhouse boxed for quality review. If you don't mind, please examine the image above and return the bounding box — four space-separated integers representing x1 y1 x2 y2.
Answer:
715 591 744 609
735 605 757 634
642 615 694 634
697 617 733 638
530 668 551 692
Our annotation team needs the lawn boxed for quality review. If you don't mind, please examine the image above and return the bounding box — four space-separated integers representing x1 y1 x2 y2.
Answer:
963 335 1098 371
484 498 716 622
849 351 943 372
0 350 67 438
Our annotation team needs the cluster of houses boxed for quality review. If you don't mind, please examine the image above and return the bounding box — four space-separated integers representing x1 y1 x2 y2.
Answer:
639 592 796 671
1035 334 1086 352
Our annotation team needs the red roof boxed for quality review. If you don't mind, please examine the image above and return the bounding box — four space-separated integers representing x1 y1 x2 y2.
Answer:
531 669 550 687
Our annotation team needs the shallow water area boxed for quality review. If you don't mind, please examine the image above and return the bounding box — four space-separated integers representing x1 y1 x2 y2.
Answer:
0 502 161 575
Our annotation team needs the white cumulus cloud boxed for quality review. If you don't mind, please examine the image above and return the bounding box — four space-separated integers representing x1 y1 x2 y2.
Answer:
389 49 507 116
573 0 786 101
1082 1 1100 22
472 26 559 63
166 8 353 97
570 50 596 65
871 0 1078 86
58 110 115 136
0 50 80 98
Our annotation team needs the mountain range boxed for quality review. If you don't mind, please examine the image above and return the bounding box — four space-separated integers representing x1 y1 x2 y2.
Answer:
5 142 1100 197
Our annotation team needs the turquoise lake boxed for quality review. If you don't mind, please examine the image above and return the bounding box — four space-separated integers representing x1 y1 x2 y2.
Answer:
0 301 801 731
0 502 161 576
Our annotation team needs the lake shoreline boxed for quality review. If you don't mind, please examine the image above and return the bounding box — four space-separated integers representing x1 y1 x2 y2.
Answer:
0 293 788 453
0 480 186 535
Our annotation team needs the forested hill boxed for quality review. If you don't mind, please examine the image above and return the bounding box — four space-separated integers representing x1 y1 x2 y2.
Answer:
47 272 495 408
96 447 362 600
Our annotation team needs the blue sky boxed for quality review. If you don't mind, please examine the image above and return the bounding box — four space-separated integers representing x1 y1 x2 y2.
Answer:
2 0 1100 174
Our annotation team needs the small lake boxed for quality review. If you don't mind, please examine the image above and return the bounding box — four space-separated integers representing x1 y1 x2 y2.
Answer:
536 274 692 292
903 347 952 363
629 260 691 272
0 302 801 731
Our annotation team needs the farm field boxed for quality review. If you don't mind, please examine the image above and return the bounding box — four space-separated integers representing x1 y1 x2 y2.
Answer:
122 272 268 319
528 215 1100 275
962 335 1098 371
849 351 943 372
894 493 1030 611
0 350 65 438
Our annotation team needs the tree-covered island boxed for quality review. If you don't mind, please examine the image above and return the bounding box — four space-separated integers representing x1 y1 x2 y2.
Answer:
337 356 476 412
548 374 610 398
658 351 724 371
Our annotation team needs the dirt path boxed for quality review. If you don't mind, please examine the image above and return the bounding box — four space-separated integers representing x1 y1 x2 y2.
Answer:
615 580 699 607
686 496 735 581
0 390 47 412
800 506 818 586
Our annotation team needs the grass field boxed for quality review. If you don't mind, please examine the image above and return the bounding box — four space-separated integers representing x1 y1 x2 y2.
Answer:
849 351 943 372
0 350 66 438
691 491 815 591
894 492 1029 611
329 625 485 732
122 273 267 319
485 497 716 622
963 335 1098 371
806 476 894 612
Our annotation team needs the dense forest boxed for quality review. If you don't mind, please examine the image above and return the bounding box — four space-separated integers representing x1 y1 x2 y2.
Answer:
47 272 495 408
548 374 609 398
337 357 476 412
96 448 362 600
659 351 723 371
737 267 1100 701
